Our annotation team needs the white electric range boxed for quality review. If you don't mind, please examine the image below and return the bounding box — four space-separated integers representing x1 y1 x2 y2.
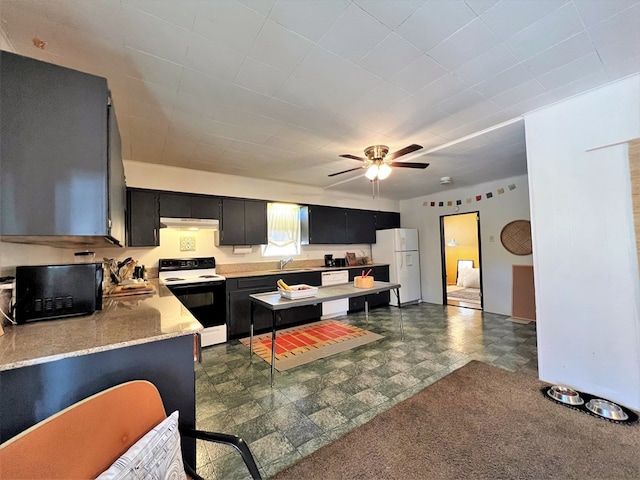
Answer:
159 257 226 347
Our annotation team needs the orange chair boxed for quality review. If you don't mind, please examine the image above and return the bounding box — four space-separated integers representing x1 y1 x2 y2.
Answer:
0 380 262 479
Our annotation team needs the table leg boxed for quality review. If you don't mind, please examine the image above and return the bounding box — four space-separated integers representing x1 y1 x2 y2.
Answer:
364 296 369 326
270 311 278 387
394 288 404 339
250 301 255 362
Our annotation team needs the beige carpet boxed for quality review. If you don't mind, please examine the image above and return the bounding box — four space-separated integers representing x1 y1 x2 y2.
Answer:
272 361 640 479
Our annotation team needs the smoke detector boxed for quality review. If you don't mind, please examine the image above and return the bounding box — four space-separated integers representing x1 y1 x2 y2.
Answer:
440 176 452 185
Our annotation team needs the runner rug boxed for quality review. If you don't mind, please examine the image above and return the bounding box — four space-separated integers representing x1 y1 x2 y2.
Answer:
239 319 383 371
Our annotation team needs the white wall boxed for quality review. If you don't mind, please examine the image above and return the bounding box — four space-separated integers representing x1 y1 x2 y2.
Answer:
399 174 531 315
525 74 640 410
1 162 395 271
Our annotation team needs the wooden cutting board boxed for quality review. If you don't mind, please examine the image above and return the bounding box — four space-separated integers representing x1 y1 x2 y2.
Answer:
104 284 156 298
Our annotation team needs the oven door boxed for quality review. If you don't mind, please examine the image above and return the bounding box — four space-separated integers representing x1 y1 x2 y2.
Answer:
167 281 226 328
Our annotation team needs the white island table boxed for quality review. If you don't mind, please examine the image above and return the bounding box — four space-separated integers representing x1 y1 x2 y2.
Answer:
249 281 401 385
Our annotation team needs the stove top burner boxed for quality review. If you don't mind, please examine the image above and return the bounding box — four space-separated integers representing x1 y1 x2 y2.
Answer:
199 275 218 278
163 277 185 282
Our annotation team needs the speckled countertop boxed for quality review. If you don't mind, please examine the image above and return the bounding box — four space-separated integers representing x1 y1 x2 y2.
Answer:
219 262 389 279
0 280 202 372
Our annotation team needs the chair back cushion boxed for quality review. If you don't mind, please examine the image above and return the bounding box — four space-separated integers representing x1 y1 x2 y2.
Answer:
0 380 167 479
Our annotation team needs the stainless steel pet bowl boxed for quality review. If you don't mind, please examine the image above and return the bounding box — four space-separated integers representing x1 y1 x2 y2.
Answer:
585 398 629 421
546 385 584 405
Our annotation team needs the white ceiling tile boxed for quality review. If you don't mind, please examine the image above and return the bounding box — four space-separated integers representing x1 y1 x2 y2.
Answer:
248 19 315 73
463 0 500 15
191 142 227 163
603 54 640 81
358 33 422 80
480 0 567 40
273 75 325 108
415 73 468 104
587 3 640 48
536 52 606 89
232 57 289 96
427 18 499 70
354 0 426 29
122 3 190 64
453 44 519 85
125 76 178 115
522 32 594 77
178 68 231 103
268 0 350 42
192 0 265 55
490 79 547 108
124 47 183 91
172 91 218 119
389 55 448 93
474 64 535 98
436 88 486 114
573 0 639 27
319 3 390 63
238 0 277 17
123 0 199 30
505 2 585 60
183 33 245 82
396 0 476 52
202 119 245 140
598 39 640 70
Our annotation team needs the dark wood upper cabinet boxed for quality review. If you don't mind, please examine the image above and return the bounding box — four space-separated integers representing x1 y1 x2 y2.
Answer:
127 189 159 247
346 209 376 244
374 211 401 230
159 192 220 220
159 192 192 218
0 51 124 245
219 198 267 245
308 206 347 244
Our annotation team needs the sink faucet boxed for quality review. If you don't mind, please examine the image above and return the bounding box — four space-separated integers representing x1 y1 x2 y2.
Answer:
280 257 294 270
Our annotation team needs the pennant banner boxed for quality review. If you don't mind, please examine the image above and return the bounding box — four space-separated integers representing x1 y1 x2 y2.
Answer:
425 183 518 207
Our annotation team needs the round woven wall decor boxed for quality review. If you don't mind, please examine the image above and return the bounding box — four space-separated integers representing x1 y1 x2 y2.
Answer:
500 220 532 255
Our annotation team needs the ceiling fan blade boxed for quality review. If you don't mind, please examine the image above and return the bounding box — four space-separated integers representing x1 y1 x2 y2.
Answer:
328 166 366 177
389 162 430 169
339 154 367 161
387 144 423 160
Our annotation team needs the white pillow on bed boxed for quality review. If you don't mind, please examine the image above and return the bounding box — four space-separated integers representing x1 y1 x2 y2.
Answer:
457 267 471 287
462 268 480 289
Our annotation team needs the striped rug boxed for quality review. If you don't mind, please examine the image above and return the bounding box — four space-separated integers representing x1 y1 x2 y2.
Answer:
239 319 383 371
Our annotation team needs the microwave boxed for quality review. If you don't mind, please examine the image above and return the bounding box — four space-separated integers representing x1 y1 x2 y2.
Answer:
15 263 103 323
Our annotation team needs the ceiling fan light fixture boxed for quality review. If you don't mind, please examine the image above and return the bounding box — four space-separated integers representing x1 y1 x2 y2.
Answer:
365 164 379 180
378 163 392 180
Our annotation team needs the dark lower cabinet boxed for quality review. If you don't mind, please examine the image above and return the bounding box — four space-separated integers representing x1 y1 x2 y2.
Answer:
0 336 197 467
348 265 390 312
127 188 159 247
227 272 322 338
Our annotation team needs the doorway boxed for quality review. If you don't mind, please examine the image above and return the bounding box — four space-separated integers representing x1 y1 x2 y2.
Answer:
440 212 483 310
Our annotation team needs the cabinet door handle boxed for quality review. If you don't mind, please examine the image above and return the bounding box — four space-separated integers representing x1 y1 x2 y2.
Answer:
153 228 158 244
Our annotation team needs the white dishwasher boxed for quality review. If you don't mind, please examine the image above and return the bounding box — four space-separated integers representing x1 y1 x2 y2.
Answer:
321 270 349 318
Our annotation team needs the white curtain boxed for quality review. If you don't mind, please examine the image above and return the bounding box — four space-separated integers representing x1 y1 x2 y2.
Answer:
263 203 300 256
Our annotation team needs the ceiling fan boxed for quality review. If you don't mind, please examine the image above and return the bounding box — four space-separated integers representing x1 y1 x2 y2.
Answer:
329 144 429 180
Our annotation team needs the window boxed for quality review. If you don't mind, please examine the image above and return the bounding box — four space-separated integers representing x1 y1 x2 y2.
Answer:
261 203 301 257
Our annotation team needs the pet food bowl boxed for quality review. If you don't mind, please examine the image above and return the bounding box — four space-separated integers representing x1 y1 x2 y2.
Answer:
585 399 628 421
546 385 584 405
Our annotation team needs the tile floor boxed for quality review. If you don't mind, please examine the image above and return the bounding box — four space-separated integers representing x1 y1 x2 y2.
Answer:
194 303 538 479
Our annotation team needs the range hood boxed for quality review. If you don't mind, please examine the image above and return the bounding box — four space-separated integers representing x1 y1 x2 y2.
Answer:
160 217 219 230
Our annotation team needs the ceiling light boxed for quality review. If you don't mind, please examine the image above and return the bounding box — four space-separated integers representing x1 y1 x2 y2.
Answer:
365 164 379 180
447 238 459 247
440 176 452 185
378 164 392 180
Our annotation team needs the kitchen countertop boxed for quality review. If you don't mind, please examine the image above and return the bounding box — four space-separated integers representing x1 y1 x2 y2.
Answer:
221 263 390 279
0 280 202 372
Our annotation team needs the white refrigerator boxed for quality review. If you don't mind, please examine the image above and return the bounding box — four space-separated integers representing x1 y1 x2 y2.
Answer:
372 228 421 306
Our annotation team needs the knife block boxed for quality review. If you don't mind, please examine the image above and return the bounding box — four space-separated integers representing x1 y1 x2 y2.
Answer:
354 276 374 288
